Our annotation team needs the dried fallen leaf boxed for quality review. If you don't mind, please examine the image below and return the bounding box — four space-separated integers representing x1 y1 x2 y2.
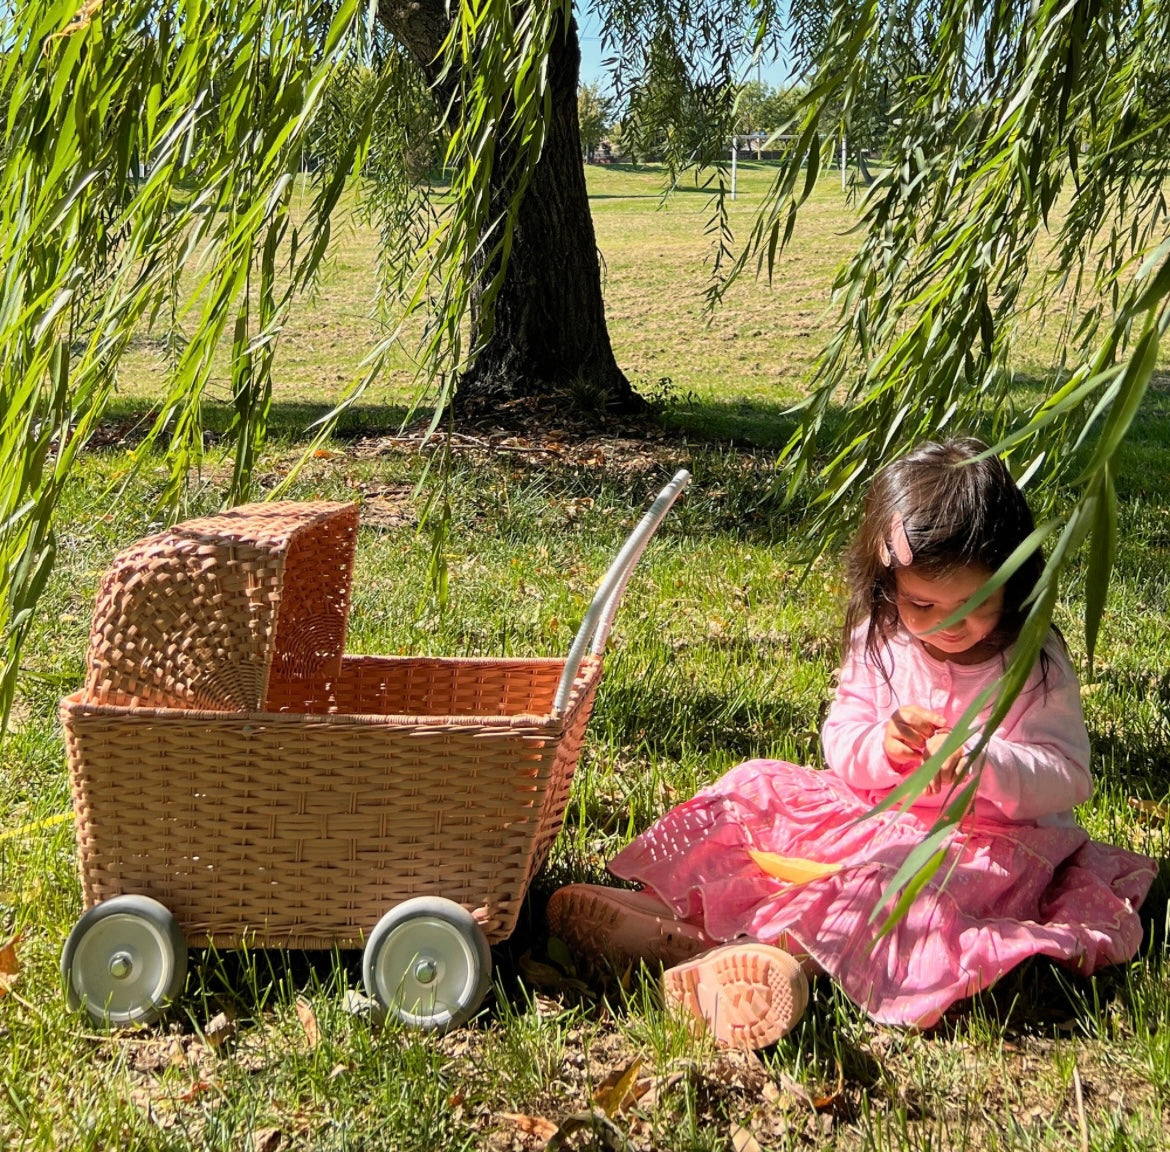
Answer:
500 1112 559 1141
1128 797 1170 823
250 1127 282 1152
546 1109 626 1151
203 1011 236 1050
296 998 319 1049
130 1041 177 1074
128 1087 178 1128
518 951 591 995
775 1072 818 1113
592 1059 644 1117
731 1123 764 1152
518 951 570 991
177 1079 214 1103
1073 1064 1089 1152
810 1061 845 1111
0 934 20 996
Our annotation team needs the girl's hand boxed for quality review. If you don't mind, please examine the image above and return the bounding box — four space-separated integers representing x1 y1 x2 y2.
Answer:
883 706 947 768
924 730 967 794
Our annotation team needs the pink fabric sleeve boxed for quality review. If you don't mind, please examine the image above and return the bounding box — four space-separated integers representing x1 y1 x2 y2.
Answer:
973 644 1093 822
821 643 905 790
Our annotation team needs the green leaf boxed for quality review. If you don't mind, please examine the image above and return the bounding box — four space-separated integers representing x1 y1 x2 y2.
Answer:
872 846 948 939
1082 465 1117 670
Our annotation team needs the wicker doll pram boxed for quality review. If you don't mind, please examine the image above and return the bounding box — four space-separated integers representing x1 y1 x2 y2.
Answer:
59 472 689 1031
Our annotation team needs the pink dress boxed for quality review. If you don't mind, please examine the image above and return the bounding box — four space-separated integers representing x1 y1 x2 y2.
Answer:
609 628 1156 1027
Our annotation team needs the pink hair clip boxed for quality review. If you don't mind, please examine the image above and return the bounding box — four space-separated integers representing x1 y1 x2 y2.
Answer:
878 512 914 568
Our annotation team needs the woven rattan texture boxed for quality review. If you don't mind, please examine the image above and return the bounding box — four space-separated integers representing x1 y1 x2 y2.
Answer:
84 502 358 713
265 655 566 717
63 655 602 947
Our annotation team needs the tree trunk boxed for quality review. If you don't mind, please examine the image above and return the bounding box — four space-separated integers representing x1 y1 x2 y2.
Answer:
376 2 642 417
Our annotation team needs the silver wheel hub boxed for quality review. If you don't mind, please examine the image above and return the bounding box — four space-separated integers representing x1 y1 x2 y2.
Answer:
370 913 481 1028
70 912 175 1025
108 951 134 979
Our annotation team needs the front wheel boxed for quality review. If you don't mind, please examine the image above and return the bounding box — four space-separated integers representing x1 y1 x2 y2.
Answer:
61 894 187 1027
362 897 490 1033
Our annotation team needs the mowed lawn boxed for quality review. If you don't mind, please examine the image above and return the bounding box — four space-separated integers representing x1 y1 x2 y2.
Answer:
2 164 1169 1151
113 163 859 434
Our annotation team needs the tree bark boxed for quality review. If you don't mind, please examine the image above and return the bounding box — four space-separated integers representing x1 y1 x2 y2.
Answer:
376 2 642 417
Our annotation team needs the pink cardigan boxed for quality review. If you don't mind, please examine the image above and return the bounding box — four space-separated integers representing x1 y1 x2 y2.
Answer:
821 627 1092 825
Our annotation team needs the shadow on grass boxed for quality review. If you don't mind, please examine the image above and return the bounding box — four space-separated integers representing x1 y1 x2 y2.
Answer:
98 395 423 443
588 192 666 201
183 932 582 1032
593 679 828 767
87 382 1170 580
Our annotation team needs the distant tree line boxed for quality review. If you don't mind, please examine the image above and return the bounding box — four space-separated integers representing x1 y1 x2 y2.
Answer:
577 67 902 167
302 57 902 177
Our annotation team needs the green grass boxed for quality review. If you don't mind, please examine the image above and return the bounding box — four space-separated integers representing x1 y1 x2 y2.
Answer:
2 165 1170 1150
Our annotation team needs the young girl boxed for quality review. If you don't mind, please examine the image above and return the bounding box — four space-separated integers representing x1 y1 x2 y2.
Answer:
547 439 1157 1048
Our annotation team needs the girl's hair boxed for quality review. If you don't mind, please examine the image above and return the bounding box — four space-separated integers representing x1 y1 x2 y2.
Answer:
844 438 1044 668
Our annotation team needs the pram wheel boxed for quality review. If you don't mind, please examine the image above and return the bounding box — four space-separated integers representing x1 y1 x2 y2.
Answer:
60 895 187 1027
362 897 491 1032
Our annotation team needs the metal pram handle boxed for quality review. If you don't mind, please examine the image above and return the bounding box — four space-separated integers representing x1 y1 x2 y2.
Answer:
551 469 691 717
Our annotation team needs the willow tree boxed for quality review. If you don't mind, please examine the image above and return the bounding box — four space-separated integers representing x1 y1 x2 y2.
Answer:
0 0 773 729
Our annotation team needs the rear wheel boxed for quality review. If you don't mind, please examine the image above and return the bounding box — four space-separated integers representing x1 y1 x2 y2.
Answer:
61 895 187 1027
362 897 490 1032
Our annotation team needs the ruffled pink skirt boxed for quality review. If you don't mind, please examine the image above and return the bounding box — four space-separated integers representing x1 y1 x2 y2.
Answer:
608 760 1156 1028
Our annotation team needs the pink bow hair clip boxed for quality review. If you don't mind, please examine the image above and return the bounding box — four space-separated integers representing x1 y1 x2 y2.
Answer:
878 512 914 568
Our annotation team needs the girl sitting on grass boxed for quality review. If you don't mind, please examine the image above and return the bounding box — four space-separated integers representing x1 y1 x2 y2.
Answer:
548 439 1157 1048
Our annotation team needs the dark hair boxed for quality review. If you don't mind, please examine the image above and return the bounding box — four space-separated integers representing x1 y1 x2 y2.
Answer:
843 438 1044 668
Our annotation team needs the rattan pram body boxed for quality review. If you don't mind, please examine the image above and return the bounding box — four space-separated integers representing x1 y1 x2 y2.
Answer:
62 501 601 948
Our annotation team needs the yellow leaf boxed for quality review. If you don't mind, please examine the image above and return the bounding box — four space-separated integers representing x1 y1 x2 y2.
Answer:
592 1059 644 1117
0 812 70 843
747 850 842 884
1129 797 1170 823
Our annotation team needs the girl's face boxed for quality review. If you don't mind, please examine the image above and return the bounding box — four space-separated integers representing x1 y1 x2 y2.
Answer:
893 564 1004 662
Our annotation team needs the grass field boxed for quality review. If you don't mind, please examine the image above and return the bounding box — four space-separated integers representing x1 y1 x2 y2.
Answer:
2 164 1169 1151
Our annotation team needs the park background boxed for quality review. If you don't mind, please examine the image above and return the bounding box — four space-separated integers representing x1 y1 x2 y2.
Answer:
2 2 1170 1146
2 157 1168 1150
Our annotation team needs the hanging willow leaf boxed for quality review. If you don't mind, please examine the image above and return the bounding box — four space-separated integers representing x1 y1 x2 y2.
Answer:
1082 464 1117 672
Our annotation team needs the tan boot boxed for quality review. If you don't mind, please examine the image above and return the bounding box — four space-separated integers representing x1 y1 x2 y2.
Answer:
662 942 808 1050
546 884 717 969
